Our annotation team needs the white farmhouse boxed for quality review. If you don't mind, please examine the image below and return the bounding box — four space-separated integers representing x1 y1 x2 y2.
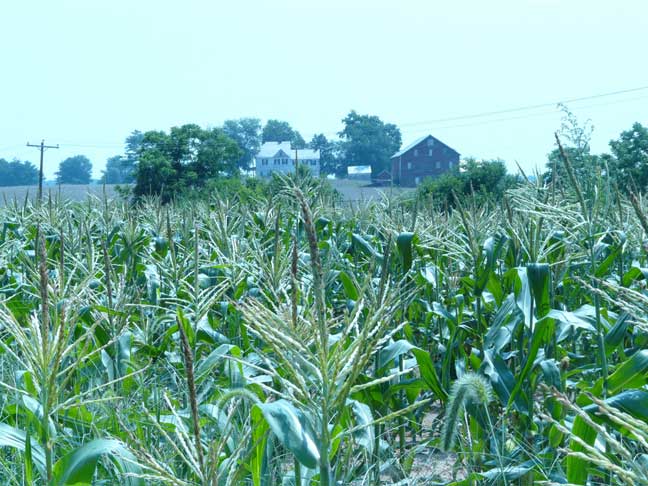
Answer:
255 142 320 178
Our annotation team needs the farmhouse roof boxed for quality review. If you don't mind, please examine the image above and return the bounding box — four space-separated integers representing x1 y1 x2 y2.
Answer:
256 141 320 159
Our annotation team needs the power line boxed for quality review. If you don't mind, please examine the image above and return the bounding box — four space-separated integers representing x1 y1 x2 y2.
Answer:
399 93 648 135
398 84 648 128
8 84 648 158
26 140 59 202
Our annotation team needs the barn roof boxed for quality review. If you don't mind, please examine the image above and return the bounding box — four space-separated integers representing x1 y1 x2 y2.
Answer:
391 136 428 158
390 135 459 159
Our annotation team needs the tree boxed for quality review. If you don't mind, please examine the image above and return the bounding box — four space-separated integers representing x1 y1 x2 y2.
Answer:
133 124 241 201
101 156 131 184
222 118 262 170
0 159 39 186
418 158 517 207
309 134 345 176
338 110 401 178
609 122 648 191
56 155 92 184
262 119 305 148
120 130 144 183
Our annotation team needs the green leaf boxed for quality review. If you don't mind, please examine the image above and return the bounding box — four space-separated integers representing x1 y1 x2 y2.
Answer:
539 359 562 391
54 439 143 486
566 412 597 485
605 312 630 350
506 315 554 410
481 349 527 412
347 399 374 455
591 349 648 396
568 389 648 484
256 400 319 469
622 266 648 286
549 306 597 342
475 235 506 296
195 343 237 382
594 240 622 278
0 423 45 474
25 428 34 485
351 233 383 263
411 347 448 401
378 339 415 370
527 263 550 319
250 406 270 486
396 232 416 273
338 271 359 300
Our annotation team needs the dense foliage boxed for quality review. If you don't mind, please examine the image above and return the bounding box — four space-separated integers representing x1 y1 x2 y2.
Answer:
101 131 142 184
262 119 306 148
338 110 402 178
0 159 38 186
1 163 648 485
418 157 518 207
55 155 93 185
133 124 241 201
222 118 263 171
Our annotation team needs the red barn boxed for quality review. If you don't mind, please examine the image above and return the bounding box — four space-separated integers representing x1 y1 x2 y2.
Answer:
391 135 460 187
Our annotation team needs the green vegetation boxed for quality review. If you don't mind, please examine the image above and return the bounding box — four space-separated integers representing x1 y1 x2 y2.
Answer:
1 157 648 484
0 159 39 186
262 119 306 148
338 110 402 178
132 124 241 201
55 155 93 185
417 158 518 208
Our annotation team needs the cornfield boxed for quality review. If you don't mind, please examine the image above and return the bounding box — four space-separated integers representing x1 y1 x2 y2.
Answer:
1 170 647 485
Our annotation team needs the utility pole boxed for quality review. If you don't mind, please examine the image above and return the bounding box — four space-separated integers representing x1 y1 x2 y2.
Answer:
26 139 59 202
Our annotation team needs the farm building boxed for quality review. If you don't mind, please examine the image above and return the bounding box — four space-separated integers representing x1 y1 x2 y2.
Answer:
255 142 320 178
391 135 459 186
347 165 372 180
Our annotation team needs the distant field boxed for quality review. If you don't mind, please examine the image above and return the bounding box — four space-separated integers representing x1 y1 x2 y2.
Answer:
0 185 120 205
0 180 412 205
330 178 411 201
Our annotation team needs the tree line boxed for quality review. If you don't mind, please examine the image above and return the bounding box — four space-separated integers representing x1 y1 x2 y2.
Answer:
0 109 647 203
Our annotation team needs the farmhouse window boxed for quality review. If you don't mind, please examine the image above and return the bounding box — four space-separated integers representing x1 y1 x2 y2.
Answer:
414 149 418 157
428 149 433 156
435 161 441 169
407 162 412 170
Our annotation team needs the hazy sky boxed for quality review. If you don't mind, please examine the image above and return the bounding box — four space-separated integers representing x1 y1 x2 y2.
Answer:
1 0 647 179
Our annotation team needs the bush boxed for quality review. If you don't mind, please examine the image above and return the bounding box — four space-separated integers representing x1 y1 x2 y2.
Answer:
418 158 518 208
